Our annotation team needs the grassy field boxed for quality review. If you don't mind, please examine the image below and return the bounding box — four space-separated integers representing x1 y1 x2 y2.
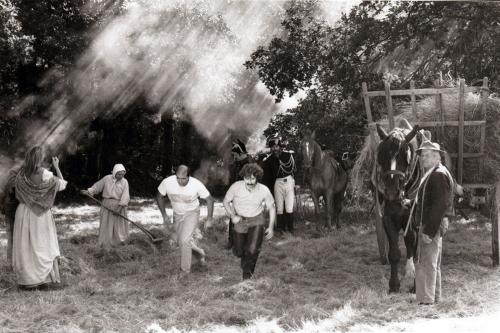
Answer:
0 200 499 333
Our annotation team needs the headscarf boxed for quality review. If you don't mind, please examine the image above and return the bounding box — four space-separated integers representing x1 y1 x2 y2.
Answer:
15 168 59 216
112 164 126 180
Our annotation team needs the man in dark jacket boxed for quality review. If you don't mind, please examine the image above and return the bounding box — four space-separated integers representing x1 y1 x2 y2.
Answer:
263 134 296 234
413 141 454 305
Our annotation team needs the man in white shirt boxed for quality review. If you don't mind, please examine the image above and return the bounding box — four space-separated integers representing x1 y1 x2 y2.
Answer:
157 165 214 274
223 163 275 279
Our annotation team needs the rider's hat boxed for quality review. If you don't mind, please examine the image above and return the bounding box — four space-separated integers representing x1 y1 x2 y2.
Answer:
267 133 282 148
232 139 247 154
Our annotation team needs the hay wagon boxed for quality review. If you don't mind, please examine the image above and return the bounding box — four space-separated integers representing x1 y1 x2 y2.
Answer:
361 77 500 266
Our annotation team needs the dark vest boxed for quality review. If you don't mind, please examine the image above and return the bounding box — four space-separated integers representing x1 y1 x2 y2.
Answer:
413 164 454 237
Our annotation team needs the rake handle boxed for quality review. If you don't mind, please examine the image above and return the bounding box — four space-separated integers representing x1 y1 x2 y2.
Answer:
81 192 162 243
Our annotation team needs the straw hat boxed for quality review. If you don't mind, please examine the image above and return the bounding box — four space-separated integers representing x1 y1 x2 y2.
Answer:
416 140 443 153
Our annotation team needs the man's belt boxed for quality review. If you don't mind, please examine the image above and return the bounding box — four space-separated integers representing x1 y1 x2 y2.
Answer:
276 175 293 182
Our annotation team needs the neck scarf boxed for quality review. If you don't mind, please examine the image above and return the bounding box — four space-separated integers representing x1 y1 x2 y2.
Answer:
15 167 60 216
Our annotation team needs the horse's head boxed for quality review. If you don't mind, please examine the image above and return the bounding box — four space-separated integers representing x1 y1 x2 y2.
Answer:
376 123 419 201
299 130 320 170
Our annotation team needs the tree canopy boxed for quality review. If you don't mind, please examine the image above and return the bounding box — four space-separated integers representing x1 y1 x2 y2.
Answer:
1 0 499 197
247 0 500 154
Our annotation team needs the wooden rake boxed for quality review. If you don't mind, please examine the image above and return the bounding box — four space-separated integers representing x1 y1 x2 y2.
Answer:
82 192 164 244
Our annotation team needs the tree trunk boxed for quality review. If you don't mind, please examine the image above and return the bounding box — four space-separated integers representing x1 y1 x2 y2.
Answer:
161 116 174 176
179 121 192 167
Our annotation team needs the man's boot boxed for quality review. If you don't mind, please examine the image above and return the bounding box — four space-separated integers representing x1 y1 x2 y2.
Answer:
286 212 294 234
275 214 284 233
226 221 234 250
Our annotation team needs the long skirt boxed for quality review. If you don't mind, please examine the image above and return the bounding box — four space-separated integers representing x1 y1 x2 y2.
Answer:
12 204 60 287
98 198 129 248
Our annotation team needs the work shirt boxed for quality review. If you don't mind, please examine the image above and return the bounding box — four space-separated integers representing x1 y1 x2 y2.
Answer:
224 181 274 218
158 176 210 214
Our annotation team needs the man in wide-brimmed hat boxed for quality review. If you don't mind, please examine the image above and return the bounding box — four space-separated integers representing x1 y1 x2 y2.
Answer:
413 140 454 305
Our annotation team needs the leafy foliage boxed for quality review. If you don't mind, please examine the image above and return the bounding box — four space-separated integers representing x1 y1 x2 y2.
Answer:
248 0 500 155
1 0 499 197
0 0 33 96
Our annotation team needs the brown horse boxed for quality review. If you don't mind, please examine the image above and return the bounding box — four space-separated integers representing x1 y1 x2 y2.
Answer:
299 131 347 229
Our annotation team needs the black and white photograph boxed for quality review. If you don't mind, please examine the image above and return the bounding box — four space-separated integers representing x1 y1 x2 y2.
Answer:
1 0 499 332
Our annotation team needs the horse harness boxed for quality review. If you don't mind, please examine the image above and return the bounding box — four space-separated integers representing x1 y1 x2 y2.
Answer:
373 129 421 222
382 137 417 188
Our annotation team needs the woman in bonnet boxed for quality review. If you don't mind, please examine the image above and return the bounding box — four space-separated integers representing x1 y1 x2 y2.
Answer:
82 164 130 248
12 146 67 289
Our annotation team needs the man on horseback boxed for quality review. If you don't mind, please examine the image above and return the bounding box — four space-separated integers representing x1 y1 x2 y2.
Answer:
412 140 454 305
263 134 296 234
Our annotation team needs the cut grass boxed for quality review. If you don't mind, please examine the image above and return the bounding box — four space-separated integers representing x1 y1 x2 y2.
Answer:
0 204 499 333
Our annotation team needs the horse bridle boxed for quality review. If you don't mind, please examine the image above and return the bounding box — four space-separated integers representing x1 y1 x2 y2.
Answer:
379 139 416 197
384 169 407 180
377 124 420 186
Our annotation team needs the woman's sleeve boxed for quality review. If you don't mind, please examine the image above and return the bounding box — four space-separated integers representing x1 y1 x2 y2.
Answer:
88 177 106 196
57 177 68 191
43 169 67 191
119 179 130 206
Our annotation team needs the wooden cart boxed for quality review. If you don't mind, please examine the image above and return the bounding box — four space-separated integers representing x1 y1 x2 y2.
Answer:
362 78 500 266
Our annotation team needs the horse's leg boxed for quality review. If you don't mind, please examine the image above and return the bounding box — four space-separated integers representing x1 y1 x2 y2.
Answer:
310 191 321 229
333 189 345 229
325 191 333 230
404 229 418 293
383 213 401 293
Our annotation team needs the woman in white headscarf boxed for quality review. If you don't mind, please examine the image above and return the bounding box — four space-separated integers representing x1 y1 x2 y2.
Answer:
82 164 130 248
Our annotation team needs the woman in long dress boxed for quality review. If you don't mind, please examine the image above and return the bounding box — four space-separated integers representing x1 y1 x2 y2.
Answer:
82 164 130 248
12 146 67 289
